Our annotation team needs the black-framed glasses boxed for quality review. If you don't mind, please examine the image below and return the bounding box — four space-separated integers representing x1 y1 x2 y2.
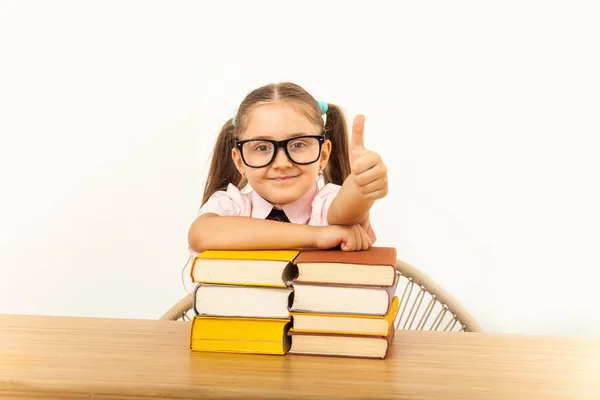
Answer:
235 134 325 168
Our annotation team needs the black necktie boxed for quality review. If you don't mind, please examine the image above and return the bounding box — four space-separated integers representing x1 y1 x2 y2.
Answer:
265 208 290 223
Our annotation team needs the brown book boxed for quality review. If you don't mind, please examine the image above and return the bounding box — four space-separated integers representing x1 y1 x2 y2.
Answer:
292 247 397 287
287 325 396 359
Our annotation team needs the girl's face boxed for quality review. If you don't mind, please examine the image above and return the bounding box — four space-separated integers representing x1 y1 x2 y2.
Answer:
232 102 331 205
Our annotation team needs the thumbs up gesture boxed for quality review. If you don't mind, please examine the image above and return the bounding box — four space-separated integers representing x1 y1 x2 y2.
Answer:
349 115 388 200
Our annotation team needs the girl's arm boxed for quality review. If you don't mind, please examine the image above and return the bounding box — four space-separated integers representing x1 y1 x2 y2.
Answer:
327 115 388 227
327 175 375 227
188 214 373 253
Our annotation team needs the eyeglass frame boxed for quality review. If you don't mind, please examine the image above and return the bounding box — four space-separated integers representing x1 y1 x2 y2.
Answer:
234 133 326 168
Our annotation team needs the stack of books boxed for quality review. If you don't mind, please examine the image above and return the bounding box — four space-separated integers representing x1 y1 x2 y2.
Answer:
187 246 399 359
288 247 400 359
188 250 298 355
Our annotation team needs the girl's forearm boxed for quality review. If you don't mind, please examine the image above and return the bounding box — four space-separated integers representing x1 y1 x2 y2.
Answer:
188 215 321 253
327 175 373 226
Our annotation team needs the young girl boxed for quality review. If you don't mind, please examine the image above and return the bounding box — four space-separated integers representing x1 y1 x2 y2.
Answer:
188 82 388 253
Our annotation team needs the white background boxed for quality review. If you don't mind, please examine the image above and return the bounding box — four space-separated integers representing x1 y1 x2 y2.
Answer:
1 0 599 336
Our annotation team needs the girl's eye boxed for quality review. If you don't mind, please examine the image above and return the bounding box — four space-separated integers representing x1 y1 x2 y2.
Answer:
254 143 272 152
289 140 306 149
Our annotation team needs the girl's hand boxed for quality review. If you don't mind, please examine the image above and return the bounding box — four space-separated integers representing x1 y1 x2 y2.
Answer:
349 115 388 201
314 224 373 251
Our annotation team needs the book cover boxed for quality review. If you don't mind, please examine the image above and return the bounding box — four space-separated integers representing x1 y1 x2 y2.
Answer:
293 247 396 266
196 250 300 261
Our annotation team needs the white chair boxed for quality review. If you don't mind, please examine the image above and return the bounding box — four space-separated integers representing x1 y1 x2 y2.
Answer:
159 258 482 333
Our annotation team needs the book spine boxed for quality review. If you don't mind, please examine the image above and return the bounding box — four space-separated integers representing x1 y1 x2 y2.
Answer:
382 274 400 314
192 283 201 315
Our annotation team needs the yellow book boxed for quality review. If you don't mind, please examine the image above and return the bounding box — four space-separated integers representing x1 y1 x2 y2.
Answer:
290 296 399 336
191 250 299 287
189 315 291 355
196 250 300 261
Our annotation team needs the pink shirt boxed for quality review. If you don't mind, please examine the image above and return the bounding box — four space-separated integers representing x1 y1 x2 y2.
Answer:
198 182 339 226
191 182 376 256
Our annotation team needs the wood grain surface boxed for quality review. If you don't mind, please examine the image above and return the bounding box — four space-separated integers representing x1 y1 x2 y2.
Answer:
1 314 599 399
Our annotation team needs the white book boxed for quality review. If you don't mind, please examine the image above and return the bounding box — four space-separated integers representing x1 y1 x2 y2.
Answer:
193 283 293 319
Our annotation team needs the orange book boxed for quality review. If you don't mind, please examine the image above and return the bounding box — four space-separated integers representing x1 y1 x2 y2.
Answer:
292 247 397 287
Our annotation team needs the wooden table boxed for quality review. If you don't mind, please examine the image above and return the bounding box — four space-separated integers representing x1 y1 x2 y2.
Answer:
0 314 599 399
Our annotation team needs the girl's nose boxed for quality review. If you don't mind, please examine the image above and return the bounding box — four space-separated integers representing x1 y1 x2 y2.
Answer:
271 148 293 168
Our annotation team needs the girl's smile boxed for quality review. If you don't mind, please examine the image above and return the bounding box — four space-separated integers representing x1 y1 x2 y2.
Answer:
269 175 299 182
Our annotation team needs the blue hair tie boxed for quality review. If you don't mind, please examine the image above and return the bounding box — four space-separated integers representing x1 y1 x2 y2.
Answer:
232 115 236 126
317 100 328 115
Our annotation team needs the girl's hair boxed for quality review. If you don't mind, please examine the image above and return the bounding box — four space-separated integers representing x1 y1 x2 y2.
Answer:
201 82 351 206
